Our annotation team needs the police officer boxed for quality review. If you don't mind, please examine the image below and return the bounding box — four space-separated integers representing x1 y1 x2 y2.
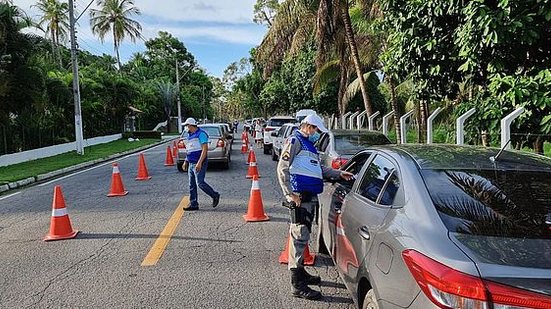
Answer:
277 114 353 300
182 117 220 210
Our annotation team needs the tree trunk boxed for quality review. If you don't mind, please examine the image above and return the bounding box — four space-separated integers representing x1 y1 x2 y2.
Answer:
418 100 429 143
341 0 373 116
55 29 62 68
337 48 347 116
388 77 401 144
113 29 121 70
534 136 544 154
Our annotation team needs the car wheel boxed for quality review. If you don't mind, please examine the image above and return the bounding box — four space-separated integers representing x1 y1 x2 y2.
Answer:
271 148 278 161
222 160 230 170
362 289 379 309
177 161 187 173
263 144 270 155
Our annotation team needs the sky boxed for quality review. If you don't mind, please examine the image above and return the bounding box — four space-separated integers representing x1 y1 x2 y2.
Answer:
16 0 269 77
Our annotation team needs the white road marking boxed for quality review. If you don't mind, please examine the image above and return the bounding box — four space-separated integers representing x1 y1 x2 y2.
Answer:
0 192 21 201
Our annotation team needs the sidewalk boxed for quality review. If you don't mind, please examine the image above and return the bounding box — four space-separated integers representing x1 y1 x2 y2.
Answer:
0 137 176 194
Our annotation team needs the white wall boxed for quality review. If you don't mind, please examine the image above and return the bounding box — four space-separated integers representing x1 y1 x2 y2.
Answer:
0 134 122 167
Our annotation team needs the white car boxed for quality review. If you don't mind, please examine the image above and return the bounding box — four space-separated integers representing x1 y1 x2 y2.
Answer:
263 116 297 154
270 123 298 161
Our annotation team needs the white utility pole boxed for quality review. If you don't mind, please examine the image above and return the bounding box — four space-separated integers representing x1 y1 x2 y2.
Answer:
68 0 84 154
175 59 182 133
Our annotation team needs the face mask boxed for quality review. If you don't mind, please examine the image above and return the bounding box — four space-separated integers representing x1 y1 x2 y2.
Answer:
309 131 321 143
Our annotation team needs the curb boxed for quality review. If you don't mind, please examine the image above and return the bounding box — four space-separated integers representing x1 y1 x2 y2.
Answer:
0 138 176 194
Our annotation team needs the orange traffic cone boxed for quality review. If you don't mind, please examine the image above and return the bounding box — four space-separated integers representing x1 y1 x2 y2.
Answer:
278 234 316 265
245 149 254 165
135 153 151 181
172 141 178 158
44 186 78 241
107 162 128 197
243 175 269 222
241 139 249 154
245 151 260 179
164 145 175 166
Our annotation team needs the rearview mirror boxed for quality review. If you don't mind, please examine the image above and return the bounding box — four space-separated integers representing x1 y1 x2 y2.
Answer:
226 135 233 139
271 131 278 137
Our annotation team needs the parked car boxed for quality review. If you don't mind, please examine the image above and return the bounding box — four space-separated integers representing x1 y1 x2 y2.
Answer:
263 116 297 154
315 129 392 169
271 123 298 161
213 122 234 146
317 144 551 309
176 124 232 171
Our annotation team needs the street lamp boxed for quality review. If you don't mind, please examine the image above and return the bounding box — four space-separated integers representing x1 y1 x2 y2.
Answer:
175 60 196 133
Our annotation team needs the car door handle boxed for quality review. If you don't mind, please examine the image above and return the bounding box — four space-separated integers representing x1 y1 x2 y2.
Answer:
358 226 370 240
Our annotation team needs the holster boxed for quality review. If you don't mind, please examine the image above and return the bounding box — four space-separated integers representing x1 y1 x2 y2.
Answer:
283 201 314 232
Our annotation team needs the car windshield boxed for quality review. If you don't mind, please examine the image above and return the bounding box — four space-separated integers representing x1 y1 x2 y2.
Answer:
199 126 221 137
269 118 296 127
334 133 391 154
422 169 551 239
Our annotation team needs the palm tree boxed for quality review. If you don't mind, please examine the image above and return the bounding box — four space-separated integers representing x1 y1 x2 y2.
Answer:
89 0 142 70
32 0 69 67
156 81 176 133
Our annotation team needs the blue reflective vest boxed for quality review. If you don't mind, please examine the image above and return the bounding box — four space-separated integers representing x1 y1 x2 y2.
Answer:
289 132 324 194
186 128 208 163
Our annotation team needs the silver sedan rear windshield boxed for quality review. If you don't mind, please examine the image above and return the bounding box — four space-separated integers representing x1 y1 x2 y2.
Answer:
421 169 551 239
200 127 221 137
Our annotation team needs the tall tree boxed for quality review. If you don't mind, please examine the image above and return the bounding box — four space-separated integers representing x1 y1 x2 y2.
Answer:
253 0 280 26
32 0 68 67
89 0 142 70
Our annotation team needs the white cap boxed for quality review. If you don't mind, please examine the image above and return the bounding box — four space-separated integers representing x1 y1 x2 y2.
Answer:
183 117 197 126
301 114 328 133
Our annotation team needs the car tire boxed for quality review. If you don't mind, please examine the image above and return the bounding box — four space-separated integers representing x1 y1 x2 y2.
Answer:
263 144 271 155
177 161 188 173
362 289 379 309
222 159 230 170
271 148 278 161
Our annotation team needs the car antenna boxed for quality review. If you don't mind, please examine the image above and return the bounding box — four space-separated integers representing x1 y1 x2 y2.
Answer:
489 139 511 163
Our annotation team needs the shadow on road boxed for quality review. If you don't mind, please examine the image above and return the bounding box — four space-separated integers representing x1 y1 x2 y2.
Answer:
322 295 354 304
78 232 242 243
319 281 347 289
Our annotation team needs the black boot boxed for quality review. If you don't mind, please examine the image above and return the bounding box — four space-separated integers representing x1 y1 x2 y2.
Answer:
290 268 322 300
300 268 321 285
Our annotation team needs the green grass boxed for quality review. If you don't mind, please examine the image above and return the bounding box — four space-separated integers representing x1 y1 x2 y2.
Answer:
0 138 160 184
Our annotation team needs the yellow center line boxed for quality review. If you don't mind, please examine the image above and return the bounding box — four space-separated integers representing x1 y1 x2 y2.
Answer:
141 196 189 266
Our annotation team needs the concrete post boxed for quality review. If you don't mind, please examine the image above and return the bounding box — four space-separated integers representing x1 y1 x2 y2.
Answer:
368 111 381 131
341 112 352 129
382 111 394 136
356 111 367 130
501 107 524 149
456 108 476 145
349 111 361 130
400 110 415 144
427 107 443 144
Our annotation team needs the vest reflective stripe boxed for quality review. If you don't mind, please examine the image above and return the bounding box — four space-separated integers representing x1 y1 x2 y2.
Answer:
289 132 324 194
186 129 207 163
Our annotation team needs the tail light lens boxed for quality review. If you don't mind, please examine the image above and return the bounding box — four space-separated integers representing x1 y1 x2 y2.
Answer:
331 157 348 169
177 139 185 149
264 127 274 132
217 139 225 148
402 249 551 309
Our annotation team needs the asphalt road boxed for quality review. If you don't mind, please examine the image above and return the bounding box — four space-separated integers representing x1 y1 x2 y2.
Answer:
0 131 354 308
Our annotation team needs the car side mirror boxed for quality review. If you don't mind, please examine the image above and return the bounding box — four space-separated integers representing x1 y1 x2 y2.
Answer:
271 132 278 137
226 135 233 139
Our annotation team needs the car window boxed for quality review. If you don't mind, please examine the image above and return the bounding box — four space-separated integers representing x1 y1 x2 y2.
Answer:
378 173 400 205
269 118 296 127
357 155 397 204
284 126 297 138
422 169 551 239
315 133 330 153
199 126 221 137
278 126 286 137
334 133 391 154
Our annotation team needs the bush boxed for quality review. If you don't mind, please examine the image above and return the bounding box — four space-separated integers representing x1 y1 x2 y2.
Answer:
122 131 162 140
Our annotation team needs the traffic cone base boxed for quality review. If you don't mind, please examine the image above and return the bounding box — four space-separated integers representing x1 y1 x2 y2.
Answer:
243 175 269 222
164 145 175 166
107 163 128 197
136 153 152 181
278 235 316 265
44 186 79 241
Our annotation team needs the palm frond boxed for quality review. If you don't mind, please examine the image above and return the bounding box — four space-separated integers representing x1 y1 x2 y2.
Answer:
343 70 377 108
313 59 340 94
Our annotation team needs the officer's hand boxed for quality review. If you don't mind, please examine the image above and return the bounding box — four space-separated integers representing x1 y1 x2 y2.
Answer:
195 162 202 172
288 193 301 207
340 171 354 181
